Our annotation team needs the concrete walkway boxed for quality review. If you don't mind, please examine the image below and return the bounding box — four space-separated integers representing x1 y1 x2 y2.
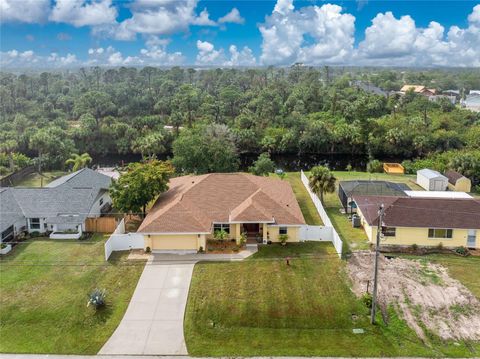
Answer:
99 259 194 355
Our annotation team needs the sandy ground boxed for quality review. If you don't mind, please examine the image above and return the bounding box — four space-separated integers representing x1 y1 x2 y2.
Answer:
347 251 480 341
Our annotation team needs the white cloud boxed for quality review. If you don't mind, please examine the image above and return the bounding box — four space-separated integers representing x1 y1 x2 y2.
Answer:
0 0 50 23
0 49 78 68
259 1 355 65
224 45 256 66
196 41 256 66
105 0 215 40
218 8 244 24
50 0 117 27
357 5 480 66
87 40 184 66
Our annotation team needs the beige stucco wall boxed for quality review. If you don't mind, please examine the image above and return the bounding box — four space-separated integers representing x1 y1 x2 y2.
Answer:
266 226 300 243
356 206 478 248
380 227 477 248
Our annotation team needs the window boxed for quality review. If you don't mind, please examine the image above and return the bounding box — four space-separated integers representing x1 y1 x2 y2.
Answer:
382 227 396 237
279 227 288 235
99 198 104 206
30 218 40 229
428 228 453 239
213 223 230 234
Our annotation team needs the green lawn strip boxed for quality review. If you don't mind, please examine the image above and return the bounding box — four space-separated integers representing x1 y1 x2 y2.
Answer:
185 243 477 357
14 171 68 187
0 235 145 354
281 172 323 225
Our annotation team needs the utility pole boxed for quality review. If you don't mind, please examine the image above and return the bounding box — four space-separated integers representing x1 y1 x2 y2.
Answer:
371 203 384 325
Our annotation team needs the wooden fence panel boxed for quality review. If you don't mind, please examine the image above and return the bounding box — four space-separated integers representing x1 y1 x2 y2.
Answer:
85 217 118 233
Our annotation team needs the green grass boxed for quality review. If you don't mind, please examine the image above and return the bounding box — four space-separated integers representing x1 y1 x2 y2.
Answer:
0 235 145 354
15 171 68 187
184 242 479 357
283 172 323 225
395 253 480 299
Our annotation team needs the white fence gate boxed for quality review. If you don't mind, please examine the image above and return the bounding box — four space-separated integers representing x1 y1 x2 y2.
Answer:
104 218 144 260
300 170 343 258
300 225 332 241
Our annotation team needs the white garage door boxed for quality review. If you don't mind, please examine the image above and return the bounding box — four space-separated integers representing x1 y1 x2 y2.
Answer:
151 235 198 252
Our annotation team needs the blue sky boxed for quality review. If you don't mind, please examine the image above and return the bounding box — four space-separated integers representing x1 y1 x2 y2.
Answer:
1 0 479 68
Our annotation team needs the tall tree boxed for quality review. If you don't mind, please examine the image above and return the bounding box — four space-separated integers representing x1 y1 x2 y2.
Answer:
65 153 92 171
110 160 174 216
308 166 336 204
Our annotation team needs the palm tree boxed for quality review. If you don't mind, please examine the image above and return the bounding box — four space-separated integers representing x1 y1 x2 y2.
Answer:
65 153 92 172
308 166 336 204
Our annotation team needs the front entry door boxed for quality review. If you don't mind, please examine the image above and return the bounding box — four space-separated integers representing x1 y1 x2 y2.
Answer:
242 223 261 243
467 230 477 248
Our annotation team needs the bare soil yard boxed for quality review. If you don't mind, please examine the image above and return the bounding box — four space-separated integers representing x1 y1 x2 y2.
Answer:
348 251 480 342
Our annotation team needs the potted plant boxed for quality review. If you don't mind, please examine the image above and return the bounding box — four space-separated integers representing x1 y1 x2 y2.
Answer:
279 234 289 246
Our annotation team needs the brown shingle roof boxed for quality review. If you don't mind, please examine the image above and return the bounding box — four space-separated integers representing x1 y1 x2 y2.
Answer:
138 173 305 233
354 195 480 229
444 170 465 185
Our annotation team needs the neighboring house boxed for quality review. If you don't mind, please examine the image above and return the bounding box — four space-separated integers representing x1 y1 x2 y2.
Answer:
428 95 456 104
0 168 112 242
416 169 448 191
352 81 388 97
461 95 480 112
353 195 480 249
400 85 436 96
137 173 306 253
337 180 409 213
445 170 472 193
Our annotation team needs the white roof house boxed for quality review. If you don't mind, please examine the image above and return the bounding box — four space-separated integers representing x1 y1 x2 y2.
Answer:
416 169 448 191
404 191 473 199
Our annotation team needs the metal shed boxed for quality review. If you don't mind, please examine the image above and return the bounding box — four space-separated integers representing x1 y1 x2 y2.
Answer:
337 180 410 213
416 169 448 191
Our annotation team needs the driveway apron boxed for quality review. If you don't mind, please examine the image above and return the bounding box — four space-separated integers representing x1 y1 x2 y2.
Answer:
99 259 194 355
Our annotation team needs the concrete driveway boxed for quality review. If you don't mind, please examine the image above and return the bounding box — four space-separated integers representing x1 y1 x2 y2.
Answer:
99 258 194 355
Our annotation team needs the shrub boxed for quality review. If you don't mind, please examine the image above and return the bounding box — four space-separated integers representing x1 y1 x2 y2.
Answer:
30 231 41 238
366 159 383 173
362 293 373 309
145 246 151 253
214 229 229 242
1 243 7 249
436 242 444 251
278 234 289 245
411 243 418 252
454 246 469 256
346 163 353 172
87 288 106 309
198 246 204 253
239 232 247 246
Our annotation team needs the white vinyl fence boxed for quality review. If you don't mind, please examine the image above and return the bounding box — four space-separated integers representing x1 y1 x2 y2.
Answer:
300 225 332 241
104 218 144 260
300 170 343 258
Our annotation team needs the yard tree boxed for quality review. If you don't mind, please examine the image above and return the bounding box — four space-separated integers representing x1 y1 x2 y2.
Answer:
172 123 239 174
308 166 336 204
65 153 92 171
110 160 174 216
0 131 18 171
249 152 275 176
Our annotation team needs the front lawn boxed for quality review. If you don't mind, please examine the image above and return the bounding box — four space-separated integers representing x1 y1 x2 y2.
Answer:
184 242 477 357
0 235 145 354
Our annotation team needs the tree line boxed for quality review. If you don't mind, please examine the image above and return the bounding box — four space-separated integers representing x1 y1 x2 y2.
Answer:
0 66 479 178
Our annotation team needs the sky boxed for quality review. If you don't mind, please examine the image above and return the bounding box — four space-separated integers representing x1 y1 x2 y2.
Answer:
0 0 479 69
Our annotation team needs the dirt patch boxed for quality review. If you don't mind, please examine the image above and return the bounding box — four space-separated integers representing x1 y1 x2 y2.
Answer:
348 251 480 341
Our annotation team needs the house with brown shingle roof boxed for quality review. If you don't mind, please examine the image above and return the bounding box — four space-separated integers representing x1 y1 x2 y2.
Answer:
138 173 306 252
353 195 480 249
400 85 436 96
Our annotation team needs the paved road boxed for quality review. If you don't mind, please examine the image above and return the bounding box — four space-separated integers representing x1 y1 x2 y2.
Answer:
99 259 194 355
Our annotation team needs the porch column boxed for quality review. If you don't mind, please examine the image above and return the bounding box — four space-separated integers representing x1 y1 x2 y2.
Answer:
234 224 241 245
262 223 268 244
